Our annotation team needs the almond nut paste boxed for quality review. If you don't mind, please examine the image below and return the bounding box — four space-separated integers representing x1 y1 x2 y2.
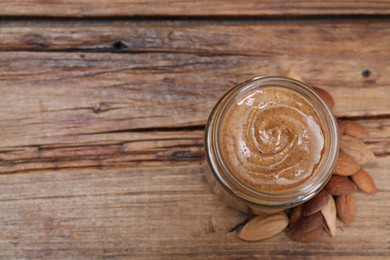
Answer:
219 86 326 193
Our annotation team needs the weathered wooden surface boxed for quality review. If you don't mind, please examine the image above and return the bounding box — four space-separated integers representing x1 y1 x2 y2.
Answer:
0 157 389 259
0 14 389 260
0 0 389 17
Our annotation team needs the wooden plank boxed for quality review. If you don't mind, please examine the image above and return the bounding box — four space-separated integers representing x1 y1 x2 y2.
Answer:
0 21 388 174
0 50 388 148
1 20 389 56
0 118 388 174
0 130 204 173
0 156 388 259
0 18 387 260
0 21 388 116
0 0 389 17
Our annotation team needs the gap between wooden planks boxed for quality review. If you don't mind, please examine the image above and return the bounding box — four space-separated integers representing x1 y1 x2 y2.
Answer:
0 0 389 17
0 20 389 56
0 118 388 174
0 20 389 173
0 50 388 148
0 22 387 181
0 156 388 258
0 17 388 258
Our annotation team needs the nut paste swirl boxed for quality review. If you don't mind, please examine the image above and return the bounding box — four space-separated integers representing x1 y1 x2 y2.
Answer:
219 87 326 193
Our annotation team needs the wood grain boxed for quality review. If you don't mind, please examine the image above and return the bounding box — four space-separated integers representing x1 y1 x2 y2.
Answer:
0 50 388 150
0 0 389 17
0 118 388 174
0 156 388 259
0 16 388 259
1 20 389 56
358 119 390 155
0 22 388 122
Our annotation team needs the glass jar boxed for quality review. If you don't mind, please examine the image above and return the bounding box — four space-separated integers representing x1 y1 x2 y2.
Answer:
204 76 339 214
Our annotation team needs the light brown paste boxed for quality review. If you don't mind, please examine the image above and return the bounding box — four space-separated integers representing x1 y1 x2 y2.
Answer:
219 87 326 193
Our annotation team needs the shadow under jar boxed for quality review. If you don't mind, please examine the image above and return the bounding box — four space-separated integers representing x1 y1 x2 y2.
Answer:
205 76 339 214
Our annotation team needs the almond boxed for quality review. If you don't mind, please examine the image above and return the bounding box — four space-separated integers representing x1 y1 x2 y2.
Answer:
321 195 337 237
238 212 288 241
288 226 323 243
325 175 355 196
302 189 329 216
289 204 303 228
340 135 376 165
322 218 331 236
337 119 345 137
285 68 304 82
336 193 356 225
343 120 369 138
296 211 323 234
351 169 376 194
313 87 335 109
334 150 360 176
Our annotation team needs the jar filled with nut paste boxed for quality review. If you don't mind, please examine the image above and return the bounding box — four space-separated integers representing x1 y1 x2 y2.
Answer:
204 76 339 214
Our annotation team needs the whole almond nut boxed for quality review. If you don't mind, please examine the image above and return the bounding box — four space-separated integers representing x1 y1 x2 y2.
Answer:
321 195 337 237
334 150 360 176
351 169 376 194
337 120 345 137
325 175 356 196
340 135 376 165
238 212 289 241
289 205 303 228
322 218 331 235
302 189 329 216
288 226 323 243
343 120 369 138
296 211 323 234
336 193 356 225
313 87 335 109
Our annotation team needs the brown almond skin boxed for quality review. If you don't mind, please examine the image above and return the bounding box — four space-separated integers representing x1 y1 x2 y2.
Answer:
296 211 324 234
288 226 324 243
334 151 361 176
289 204 303 228
313 87 334 108
302 189 329 216
336 193 356 225
337 120 345 137
351 169 377 194
238 213 289 241
325 175 356 196
344 120 369 138
340 135 376 165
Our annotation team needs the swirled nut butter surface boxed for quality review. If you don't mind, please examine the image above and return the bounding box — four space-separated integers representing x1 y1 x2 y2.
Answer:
219 86 326 193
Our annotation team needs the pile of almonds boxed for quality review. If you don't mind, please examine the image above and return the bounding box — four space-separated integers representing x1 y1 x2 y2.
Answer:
237 70 377 243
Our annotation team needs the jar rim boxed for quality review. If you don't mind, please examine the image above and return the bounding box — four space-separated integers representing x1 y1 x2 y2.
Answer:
205 76 339 208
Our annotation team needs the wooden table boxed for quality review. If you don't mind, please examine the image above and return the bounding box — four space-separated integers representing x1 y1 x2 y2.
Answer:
0 1 389 259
